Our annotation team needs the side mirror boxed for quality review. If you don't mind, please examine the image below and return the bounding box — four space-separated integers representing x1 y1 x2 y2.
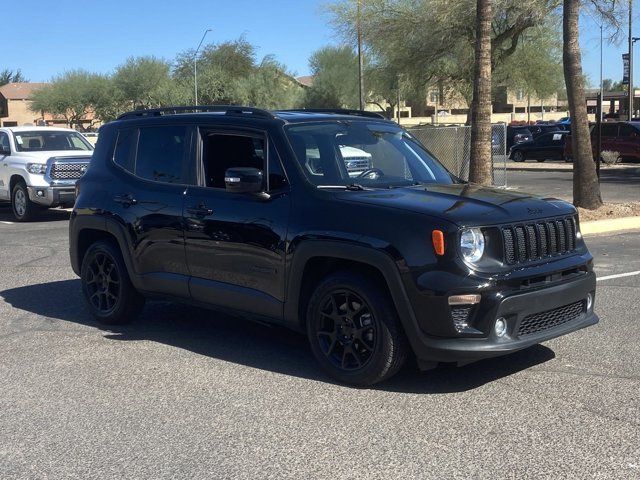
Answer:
224 167 263 194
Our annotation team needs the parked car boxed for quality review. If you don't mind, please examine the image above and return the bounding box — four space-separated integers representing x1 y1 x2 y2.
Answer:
70 106 598 386
0 126 93 221
527 124 562 138
506 126 533 149
510 131 570 162
564 121 640 163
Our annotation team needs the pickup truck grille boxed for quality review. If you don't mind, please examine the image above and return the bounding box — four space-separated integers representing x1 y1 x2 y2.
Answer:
344 157 371 174
502 217 577 265
518 300 584 336
50 162 89 180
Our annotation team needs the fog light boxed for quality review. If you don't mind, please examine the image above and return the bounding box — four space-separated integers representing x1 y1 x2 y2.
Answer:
36 190 45 197
586 293 593 311
494 317 507 337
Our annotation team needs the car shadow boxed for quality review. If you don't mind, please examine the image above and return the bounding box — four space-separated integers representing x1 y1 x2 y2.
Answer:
0 279 555 394
0 204 71 222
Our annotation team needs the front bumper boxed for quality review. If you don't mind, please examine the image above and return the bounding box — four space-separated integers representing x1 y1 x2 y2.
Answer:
408 271 598 367
27 186 76 207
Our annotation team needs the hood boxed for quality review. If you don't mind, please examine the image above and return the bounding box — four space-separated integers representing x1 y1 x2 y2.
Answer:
15 151 93 162
336 183 576 226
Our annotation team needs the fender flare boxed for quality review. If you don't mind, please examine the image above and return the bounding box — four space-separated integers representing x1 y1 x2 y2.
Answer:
284 240 421 345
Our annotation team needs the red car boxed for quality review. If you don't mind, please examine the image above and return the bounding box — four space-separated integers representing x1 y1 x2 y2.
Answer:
564 121 640 162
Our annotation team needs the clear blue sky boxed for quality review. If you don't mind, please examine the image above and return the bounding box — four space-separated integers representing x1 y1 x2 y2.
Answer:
3 0 639 86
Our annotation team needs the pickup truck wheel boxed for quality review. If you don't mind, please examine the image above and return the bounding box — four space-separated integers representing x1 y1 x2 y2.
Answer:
81 240 144 325
11 182 37 222
306 271 407 386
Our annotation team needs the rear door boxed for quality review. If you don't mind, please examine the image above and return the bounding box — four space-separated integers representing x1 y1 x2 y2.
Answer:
617 123 640 160
183 126 290 319
110 124 195 297
0 131 10 200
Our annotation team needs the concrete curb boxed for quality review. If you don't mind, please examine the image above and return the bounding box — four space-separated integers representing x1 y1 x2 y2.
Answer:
581 216 640 236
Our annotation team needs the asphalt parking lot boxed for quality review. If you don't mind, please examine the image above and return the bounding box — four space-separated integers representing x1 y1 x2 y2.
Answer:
1 204 639 479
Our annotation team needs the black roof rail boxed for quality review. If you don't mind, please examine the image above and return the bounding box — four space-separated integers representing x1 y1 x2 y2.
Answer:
117 105 275 120
280 108 387 119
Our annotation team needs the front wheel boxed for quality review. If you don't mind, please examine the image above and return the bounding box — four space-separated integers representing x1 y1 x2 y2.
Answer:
536 158 546 163
512 151 525 162
306 271 408 386
11 182 37 221
81 240 144 325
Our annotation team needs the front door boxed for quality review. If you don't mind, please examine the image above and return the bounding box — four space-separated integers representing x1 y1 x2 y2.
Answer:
0 132 10 200
183 128 290 319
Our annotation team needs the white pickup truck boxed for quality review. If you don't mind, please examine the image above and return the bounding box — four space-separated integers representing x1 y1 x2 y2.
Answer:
0 127 93 221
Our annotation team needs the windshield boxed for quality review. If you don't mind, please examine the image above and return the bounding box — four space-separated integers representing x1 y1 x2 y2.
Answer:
13 130 93 152
285 121 454 188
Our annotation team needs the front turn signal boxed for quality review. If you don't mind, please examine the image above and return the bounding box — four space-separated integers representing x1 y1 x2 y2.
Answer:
432 230 445 256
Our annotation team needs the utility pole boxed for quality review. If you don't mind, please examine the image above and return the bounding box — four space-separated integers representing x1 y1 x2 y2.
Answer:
600 23 604 122
194 29 212 106
628 0 634 120
357 0 365 111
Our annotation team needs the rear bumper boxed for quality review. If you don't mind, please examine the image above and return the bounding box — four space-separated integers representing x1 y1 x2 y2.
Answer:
409 271 598 367
27 186 76 207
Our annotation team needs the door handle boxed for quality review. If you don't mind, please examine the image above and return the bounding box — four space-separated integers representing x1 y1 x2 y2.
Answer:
186 204 213 217
114 194 137 207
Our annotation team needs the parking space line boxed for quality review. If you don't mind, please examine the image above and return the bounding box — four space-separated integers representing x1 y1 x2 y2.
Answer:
0 221 14 225
597 271 640 282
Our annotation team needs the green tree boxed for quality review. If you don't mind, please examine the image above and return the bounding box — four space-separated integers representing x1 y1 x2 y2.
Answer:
29 70 108 128
236 56 304 109
305 45 359 108
0 69 28 86
112 56 175 109
602 78 624 92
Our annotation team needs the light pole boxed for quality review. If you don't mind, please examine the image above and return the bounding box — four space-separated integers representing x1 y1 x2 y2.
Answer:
633 36 640 119
194 28 212 106
628 1 633 120
357 0 364 111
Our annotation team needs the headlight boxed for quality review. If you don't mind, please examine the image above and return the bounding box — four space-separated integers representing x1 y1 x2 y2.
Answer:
27 163 47 174
460 227 485 263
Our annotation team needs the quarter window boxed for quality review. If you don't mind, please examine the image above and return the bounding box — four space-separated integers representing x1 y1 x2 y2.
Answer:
136 126 189 184
113 128 137 172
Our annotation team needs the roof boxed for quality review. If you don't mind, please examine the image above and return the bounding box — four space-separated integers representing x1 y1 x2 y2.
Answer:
1 126 78 133
295 76 314 88
0 82 47 100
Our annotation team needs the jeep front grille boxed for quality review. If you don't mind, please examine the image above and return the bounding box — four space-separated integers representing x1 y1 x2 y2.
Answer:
518 300 584 336
502 217 577 265
50 162 89 180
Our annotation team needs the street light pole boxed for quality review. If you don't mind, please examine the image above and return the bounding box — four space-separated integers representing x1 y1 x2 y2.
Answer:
599 23 604 122
628 1 633 120
194 28 212 106
357 0 364 111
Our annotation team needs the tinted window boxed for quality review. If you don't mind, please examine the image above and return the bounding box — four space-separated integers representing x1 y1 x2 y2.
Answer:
0 132 9 150
201 133 264 189
601 124 618 137
136 126 189 184
618 124 637 137
113 128 138 172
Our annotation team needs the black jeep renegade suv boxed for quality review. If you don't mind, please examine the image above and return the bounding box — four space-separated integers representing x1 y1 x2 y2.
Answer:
69 106 598 386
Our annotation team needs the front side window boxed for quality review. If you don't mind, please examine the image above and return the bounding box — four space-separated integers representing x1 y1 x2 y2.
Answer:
618 124 636 137
12 130 93 152
201 132 264 189
286 121 454 188
135 126 189 184
0 132 9 150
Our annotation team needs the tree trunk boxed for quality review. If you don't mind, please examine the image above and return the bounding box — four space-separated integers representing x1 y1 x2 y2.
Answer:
468 0 493 185
563 0 603 209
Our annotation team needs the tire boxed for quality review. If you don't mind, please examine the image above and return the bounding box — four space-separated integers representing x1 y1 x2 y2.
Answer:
81 240 144 325
564 156 573 163
512 151 525 162
306 271 408 386
536 158 546 163
11 181 37 222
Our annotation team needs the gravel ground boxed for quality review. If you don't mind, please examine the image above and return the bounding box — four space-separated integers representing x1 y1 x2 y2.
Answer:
0 206 639 479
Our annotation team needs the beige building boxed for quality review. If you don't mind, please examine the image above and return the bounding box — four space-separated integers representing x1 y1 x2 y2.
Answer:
0 82 97 128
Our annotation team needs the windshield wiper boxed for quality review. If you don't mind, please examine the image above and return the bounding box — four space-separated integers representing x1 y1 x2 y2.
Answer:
317 183 368 191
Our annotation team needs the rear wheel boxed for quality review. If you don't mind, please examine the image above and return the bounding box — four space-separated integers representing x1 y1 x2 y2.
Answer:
81 240 144 325
536 158 546 163
306 271 408 386
512 150 525 162
11 181 37 222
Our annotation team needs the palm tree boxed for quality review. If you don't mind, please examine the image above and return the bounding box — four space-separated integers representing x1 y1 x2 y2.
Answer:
563 0 603 209
468 0 493 186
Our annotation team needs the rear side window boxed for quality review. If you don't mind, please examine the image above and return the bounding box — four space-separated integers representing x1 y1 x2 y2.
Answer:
113 128 138 172
618 124 637 137
136 126 189 184
601 124 618 137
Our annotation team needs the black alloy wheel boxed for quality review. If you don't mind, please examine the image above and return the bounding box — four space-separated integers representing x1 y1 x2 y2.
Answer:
81 240 144 324
307 271 407 386
512 150 525 162
316 289 376 371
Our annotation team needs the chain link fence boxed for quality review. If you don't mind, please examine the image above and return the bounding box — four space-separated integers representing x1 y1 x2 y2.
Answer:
409 124 507 187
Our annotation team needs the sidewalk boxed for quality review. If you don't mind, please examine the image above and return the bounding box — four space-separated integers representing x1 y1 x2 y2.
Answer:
505 160 640 173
